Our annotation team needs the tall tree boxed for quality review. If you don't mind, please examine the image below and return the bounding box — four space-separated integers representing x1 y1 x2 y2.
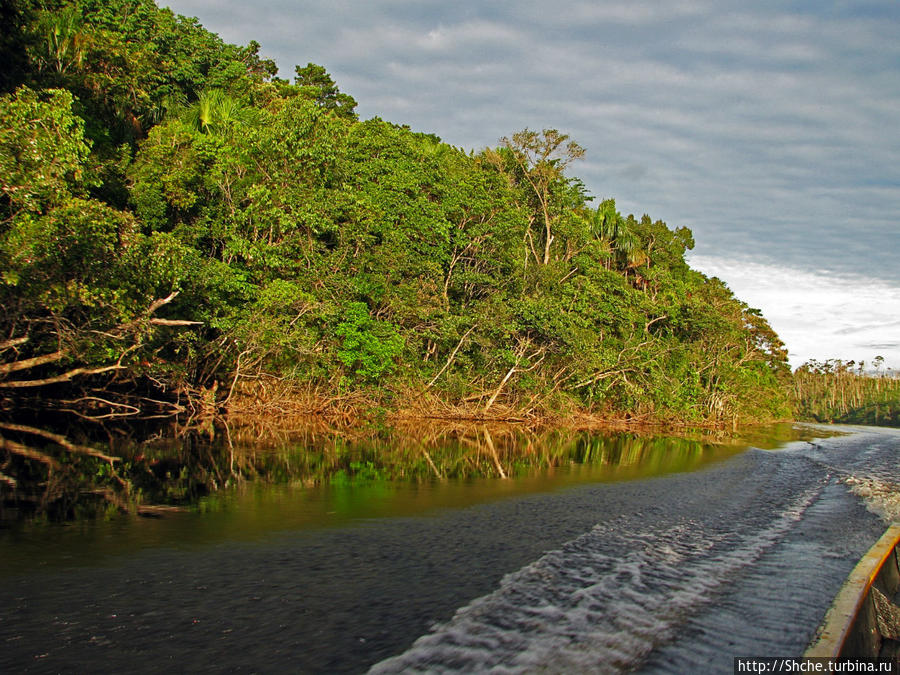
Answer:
499 128 584 265
294 62 357 119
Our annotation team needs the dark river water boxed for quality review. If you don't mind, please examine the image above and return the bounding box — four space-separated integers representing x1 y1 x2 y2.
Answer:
1 424 898 673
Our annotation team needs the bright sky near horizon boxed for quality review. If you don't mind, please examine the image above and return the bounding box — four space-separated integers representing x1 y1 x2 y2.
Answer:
164 0 900 370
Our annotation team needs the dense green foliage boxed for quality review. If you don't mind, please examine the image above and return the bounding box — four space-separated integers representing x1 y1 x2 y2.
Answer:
0 0 792 432
793 359 900 427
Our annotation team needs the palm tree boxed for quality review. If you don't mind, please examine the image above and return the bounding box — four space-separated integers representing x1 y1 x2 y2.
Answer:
183 90 255 137
592 200 648 272
34 7 87 75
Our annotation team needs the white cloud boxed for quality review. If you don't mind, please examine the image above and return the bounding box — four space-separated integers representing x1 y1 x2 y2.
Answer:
413 20 524 51
688 255 900 370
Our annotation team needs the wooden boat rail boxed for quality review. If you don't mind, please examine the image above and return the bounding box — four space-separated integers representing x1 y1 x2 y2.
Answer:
805 524 900 659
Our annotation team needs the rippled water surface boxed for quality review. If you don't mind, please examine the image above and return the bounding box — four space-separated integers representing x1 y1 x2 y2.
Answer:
1 424 898 673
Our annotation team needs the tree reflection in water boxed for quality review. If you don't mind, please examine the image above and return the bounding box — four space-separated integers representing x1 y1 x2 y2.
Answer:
0 416 825 523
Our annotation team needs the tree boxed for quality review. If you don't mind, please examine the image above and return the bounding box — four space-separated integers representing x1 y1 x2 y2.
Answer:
183 88 255 136
30 5 88 75
0 0 798 435
592 200 645 271
0 85 202 416
0 86 93 223
499 128 584 265
294 62 357 119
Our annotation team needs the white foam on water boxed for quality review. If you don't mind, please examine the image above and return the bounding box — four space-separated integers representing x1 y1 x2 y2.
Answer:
369 482 826 674
795 433 900 524
843 475 900 523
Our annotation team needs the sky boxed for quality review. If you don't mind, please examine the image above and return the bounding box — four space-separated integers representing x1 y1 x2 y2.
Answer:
164 0 900 370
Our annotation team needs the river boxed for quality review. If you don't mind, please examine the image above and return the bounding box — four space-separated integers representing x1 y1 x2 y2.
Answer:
1 424 898 673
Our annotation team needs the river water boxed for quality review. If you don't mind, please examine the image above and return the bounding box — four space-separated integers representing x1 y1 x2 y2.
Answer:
0 424 898 673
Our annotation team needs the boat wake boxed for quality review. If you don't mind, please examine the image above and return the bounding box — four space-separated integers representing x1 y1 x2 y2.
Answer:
801 428 900 523
371 428 900 674
371 484 825 674
843 475 900 523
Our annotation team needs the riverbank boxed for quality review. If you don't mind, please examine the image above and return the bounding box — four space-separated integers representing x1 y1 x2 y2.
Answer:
0 373 812 524
221 378 789 432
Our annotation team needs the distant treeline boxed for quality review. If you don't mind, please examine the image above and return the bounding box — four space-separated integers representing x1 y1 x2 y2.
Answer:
793 359 900 427
0 0 793 437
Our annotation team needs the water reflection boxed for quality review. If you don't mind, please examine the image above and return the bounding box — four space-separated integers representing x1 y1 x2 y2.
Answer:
0 418 839 526
0 421 841 576
216 418 828 484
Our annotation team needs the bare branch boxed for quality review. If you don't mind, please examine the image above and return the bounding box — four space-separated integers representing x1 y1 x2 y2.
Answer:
427 324 477 389
571 368 633 389
644 315 667 333
0 422 121 462
224 349 252 406
0 336 29 351
58 396 142 421
0 349 66 375
484 340 534 412
558 266 579 285
524 229 541 265
146 291 179 316
0 363 125 388
148 318 203 326
115 291 201 333
0 437 62 469
519 351 546 373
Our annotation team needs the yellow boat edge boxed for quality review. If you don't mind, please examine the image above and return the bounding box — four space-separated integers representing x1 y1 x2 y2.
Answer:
805 524 900 658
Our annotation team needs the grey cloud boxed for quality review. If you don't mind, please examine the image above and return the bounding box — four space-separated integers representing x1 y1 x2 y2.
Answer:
833 320 900 336
164 0 900 283
617 164 650 182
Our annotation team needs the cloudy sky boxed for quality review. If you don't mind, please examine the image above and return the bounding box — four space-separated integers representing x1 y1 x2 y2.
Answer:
164 0 899 369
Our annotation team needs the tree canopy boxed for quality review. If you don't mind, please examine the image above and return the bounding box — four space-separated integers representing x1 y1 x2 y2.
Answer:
0 0 793 430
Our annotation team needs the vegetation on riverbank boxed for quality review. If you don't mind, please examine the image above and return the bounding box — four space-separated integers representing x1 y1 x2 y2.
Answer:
793 359 900 427
0 0 792 443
